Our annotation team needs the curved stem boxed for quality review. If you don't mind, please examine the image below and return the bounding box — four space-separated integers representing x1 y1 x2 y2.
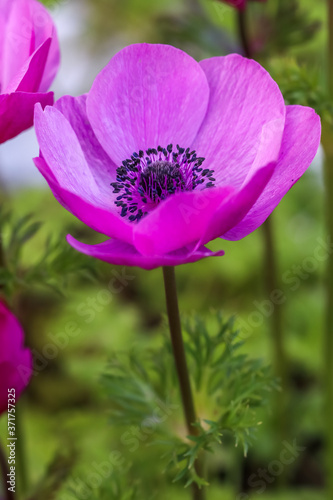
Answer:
237 9 252 58
162 266 204 500
0 439 15 500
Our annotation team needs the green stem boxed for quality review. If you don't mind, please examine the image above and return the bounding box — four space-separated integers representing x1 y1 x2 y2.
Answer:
329 0 333 97
324 1 333 496
237 9 252 59
0 439 15 500
262 219 287 422
162 267 205 500
324 147 333 498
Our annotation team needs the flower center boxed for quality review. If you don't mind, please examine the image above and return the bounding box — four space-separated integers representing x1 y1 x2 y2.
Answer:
111 144 215 222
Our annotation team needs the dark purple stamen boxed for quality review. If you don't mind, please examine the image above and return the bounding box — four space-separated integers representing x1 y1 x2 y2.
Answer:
111 144 215 222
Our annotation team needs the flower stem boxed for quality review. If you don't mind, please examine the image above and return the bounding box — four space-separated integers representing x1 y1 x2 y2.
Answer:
162 266 204 500
324 1 333 496
237 9 252 59
324 147 333 499
329 0 333 97
0 439 15 500
262 219 287 432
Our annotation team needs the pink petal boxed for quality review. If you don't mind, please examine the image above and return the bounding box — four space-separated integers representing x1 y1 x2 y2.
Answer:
133 186 235 256
67 236 225 271
198 161 275 245
87 43 210 166
1 0 59 92
34 103 109 207
4 38 51 93
192 54 286 188
34 156 133 244
1 0 33 91
223 105 321 240
54 95 118 197
28 0 60 92
0 91 53 143
0 301 32 414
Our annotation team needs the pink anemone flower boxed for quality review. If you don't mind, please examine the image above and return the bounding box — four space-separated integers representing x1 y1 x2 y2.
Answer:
221 0 266 10
0 0 60 143
0 301 32 414
34 44 321 270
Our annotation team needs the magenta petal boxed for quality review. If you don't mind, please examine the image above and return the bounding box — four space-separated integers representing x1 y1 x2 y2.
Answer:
67 236 225 271
5 38 51 93
223 105 321 240
1 0 33 90
193 55 285 187
34 156 134 244
198 162 275 246
0 91 53 144
1 0 59 92
54 95 118 196
87 43 210 165
133 186 235 256
34 103 111 206
29 1 60 92
0 301 32 414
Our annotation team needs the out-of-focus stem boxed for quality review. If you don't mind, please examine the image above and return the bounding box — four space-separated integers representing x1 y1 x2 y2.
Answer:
324 143 333 498
237 10 252 58
329 0 333 96
162 266 205 500
324 1 333 496
237 0 288 457
262 219 287 421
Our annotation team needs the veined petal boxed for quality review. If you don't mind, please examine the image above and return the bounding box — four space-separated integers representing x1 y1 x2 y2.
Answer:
192 54 285 188
34 156 134 244
133 186 235 256
54 95 118 199
67 236 225 271
4 38 51 93
34 103 111 207
87 43 210 165
222 105 321 240
198 162 275 246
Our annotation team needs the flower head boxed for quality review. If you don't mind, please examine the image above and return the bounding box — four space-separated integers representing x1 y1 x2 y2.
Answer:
34 44 321 270
0 301 32 414
0 0 60 143
219 0 266 10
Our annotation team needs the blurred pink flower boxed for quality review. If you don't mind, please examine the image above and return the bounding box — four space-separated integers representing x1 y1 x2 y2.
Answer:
34 44 321 270
0 0 60 143
220 0 266 10
0 301 32 414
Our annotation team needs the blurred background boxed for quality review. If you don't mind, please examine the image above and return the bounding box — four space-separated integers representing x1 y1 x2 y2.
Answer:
0 0 329 499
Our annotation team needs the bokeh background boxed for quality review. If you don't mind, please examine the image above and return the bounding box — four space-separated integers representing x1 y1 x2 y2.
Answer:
0 0 329 499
